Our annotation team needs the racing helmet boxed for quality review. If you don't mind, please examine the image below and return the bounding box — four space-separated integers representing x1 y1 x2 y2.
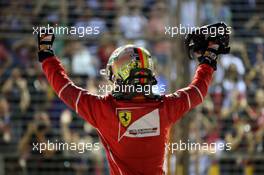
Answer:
101 45 157 86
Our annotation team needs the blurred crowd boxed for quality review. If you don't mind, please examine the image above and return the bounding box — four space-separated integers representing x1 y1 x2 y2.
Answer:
0 0 263 175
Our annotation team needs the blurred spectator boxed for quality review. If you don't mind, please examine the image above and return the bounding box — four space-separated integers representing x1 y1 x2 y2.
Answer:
18 111 56 174
60 109 105 174
220 54 246 76
86 0 100 11
189 100 222 175
219 43 247 82
242 0 264 37
225 113 254 153
116 0 147 46
0 1 32 31
221 64 246 117
68 0 86 20
0 96 11 145
216 51 246 84
31 75 51 111
97 32 116 69
222 113 255 174
12 38 39 76
201 0 232 26
154 58 169 95
63 41 99 77
1 68 30 113
147 1 171 66
245 62 264 98
0 40 12 84
74 8 107 37
33 0 68 25
87 13 107 35
180 0 198 27
249 89 264 153
247 38 264 67
228 42 251 70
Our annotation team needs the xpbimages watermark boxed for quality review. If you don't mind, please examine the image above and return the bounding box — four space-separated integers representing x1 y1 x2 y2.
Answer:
98 83 166 95
32 24 100 37
166 140 231 154
164 24 232 37
32 140 100 154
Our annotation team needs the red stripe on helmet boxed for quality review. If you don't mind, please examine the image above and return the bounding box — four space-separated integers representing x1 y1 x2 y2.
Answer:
137 48 145 84
137 48 144 68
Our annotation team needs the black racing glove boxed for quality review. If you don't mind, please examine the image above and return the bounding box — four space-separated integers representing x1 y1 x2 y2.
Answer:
37 30 55 62
198 43 219 70
185 22 230 70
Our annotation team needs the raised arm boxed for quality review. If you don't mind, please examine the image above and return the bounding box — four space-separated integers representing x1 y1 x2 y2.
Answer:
179 63 213 106
42 56 84 111
167 22 231 119
37 32 99 127
166 42 223 123
169 64 214 119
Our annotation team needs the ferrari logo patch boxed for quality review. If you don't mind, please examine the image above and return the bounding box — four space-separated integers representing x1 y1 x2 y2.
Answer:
118 111 132 127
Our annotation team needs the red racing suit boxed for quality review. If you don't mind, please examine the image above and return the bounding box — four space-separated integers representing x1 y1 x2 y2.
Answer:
41 56 214 175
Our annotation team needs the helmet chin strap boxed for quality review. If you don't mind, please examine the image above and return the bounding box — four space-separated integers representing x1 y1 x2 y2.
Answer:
112 68 161 100
125 68 157 85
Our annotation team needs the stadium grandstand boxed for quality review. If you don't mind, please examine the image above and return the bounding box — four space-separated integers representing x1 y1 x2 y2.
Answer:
0 0 263 175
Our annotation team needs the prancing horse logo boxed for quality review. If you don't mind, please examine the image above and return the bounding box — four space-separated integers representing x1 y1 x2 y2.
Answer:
118 111 132 127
